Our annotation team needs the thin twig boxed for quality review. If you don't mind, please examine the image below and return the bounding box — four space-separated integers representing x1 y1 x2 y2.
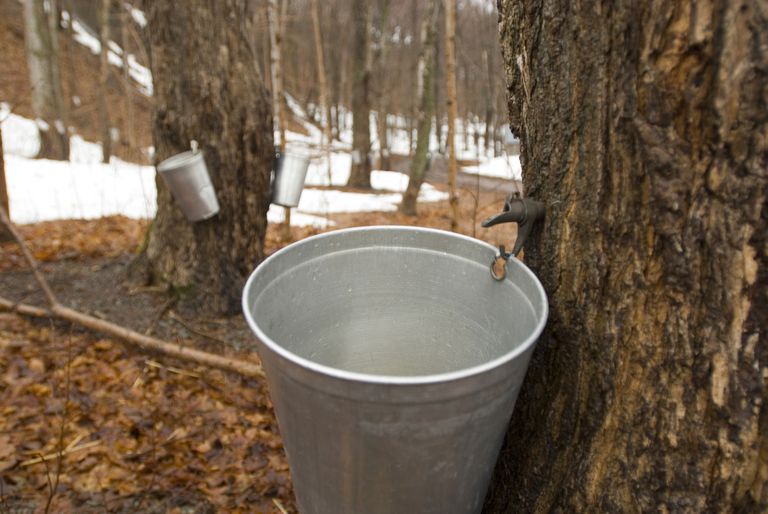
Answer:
168 310 230 347
272 498 289 514
0 208 58 305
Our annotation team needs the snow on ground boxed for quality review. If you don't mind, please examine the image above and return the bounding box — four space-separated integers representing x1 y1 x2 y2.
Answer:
462 155 522 181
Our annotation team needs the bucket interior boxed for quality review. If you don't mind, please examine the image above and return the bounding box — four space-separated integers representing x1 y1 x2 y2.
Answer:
246 228 544 378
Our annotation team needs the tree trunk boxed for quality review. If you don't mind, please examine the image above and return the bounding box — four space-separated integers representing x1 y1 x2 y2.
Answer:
0 123 10 242
346 0 372 189
145 0 273 315
310 0 333 183
373 0 391 172
482 49 494 157
443 0 459 231
120 3 135 161
433 4 444 155
98 0 111 163
399 0 438 216
486 1 768 512
266 0 290 239
22 0 69 160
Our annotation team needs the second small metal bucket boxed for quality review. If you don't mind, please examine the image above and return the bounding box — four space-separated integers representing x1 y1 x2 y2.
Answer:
242 226 548 514
272 150 310 208
156 150 220 221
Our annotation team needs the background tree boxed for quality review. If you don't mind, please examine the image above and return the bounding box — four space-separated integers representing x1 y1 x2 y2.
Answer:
97 0 111 163
144 0 273 315
22 0 69 160
0 123 9 241
486 1 767 512
443 0 458 231
346 0 372 188
399 0 438 216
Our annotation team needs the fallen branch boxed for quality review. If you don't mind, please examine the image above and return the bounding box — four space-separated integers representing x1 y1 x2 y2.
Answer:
0 208 264 379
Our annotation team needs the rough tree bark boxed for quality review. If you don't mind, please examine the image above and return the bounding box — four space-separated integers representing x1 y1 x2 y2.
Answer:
346 0 372 188
486 1 768 512
22 0 69 160
144 0 273 315
444 0 459 231
399 0 438 216
98 0 111 163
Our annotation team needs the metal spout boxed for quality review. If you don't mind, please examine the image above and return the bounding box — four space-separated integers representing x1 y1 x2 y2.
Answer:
482 192 545 257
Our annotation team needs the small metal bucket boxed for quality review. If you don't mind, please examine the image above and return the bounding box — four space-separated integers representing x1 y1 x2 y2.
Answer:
156 150 220 221
242 226 548 514
272 150 310 207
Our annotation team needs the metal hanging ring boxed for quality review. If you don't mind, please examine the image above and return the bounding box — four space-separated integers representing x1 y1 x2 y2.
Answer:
490 245 510 281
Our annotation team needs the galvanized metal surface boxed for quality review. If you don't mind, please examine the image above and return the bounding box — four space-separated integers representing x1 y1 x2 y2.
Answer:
156 151 220 221
242 226 548 514
272 152 310 207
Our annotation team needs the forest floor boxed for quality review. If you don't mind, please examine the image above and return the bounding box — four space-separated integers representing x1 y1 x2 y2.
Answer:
0 192 516 513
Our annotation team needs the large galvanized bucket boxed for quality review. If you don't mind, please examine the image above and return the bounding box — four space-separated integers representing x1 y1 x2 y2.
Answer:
242 226 548 514
272 150 310 207
156 150 220 221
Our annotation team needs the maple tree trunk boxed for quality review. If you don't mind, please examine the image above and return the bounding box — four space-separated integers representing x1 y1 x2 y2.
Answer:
22 0 69 160
443 0 459 231
400 0 438 216
98 0 111 163
346 0 372 189
485 1 768 512
144 0 273 315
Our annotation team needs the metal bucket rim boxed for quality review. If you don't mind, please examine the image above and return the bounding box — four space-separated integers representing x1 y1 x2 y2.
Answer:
156 150 203 173
242 225 548 386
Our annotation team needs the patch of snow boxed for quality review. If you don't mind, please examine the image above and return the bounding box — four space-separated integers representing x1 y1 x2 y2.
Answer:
125 4 147 28
1 105 41 158
5 154 157 223
461 156 522 180
267 205 334 229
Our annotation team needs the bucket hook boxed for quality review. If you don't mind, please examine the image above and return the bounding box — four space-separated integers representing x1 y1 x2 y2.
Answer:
482 192 545 280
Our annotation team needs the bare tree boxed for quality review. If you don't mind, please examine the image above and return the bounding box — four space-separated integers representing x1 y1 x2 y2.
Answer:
0 122 10 242
98 0 111 163
144 0 273 314
444 0 459 231
399 0 438 216
266 0 291 236
486 1 768 512
22 0 69 160
372 0 391 172
310 0 333 183
346 0 372 188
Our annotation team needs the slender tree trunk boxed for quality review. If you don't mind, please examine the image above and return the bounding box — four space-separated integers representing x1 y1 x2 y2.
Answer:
443 0 459 231
486 1 768 512
22 0 69 160
346 0 372 188
121 3 135 161
373 0 391 172
433 5 444 155
0 123 10 242
266 0 290 238
310 0 333 184
482 49 494 157
98 0 111 163
400 0 438 216
145 0 273 315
